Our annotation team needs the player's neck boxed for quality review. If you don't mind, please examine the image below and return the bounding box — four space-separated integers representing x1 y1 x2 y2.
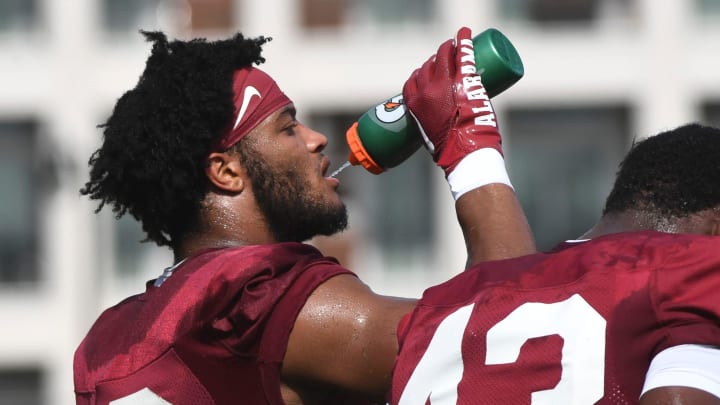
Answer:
582 208 720 240
578 210 660 239
172 197 278 263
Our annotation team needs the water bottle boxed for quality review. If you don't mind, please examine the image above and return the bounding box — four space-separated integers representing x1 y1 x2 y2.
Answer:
344 28 524 175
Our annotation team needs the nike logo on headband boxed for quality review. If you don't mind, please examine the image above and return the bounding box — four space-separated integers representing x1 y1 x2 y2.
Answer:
233 86 261 129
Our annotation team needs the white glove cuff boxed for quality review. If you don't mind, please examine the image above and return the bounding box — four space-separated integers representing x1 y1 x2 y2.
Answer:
447 148 513 201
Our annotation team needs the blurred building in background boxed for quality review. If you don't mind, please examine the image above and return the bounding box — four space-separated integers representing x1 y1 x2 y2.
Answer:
1 0 720 403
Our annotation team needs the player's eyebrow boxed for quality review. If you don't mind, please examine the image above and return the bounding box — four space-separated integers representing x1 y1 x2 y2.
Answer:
278 105 297 120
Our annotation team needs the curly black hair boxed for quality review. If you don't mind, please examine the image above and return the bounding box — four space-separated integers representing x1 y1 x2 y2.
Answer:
80 31 270 247
603 123 720 218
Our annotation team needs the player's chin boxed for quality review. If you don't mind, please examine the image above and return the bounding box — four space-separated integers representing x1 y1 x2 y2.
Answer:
324 192 344 212
319 188 346 215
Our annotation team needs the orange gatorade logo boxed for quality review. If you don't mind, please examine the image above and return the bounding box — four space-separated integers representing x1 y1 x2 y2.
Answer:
375 95 406 123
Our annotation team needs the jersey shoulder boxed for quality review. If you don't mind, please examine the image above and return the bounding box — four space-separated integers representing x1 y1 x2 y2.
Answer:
75 242 354 403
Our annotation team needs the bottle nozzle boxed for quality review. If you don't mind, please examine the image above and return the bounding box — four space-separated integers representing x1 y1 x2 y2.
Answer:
346 121 385 174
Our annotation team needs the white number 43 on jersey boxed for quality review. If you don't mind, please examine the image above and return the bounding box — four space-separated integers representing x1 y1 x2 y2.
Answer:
399 294 606 404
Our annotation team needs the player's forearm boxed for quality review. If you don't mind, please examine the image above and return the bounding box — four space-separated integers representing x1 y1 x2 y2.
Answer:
455 183 536 267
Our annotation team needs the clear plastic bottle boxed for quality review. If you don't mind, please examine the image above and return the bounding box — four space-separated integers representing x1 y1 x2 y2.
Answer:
345 28 524 174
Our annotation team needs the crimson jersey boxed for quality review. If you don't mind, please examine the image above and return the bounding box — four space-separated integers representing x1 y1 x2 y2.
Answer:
391 231 720 404
74 243 354 405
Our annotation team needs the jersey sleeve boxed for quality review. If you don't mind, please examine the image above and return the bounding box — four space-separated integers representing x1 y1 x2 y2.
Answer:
652 236 720 353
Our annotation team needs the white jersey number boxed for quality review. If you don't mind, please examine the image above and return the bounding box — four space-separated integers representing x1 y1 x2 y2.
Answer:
399 294 606 404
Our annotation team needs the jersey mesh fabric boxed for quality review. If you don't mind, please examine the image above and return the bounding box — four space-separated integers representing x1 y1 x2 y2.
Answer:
74 242 354 405
391 231 720 404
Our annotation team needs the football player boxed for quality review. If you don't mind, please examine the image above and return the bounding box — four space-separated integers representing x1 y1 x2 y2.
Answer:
74 27 534 404
391 123 720 404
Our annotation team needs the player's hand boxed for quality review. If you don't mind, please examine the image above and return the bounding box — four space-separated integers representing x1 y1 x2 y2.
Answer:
402 26 501 177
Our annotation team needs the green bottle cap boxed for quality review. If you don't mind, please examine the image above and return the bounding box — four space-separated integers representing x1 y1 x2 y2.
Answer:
472 28 525 98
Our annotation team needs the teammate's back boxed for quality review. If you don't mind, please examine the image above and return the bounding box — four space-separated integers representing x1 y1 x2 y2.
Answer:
392 230 720 404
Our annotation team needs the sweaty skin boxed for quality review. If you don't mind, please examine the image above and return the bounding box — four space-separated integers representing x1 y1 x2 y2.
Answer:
283 275 416 403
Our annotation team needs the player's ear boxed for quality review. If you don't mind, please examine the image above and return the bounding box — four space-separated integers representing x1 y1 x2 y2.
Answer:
205 151 245 193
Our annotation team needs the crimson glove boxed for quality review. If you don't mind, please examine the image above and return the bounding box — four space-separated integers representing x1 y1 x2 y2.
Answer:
402 26 502 177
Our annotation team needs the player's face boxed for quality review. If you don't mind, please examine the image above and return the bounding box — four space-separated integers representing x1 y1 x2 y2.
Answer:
239 104 347 242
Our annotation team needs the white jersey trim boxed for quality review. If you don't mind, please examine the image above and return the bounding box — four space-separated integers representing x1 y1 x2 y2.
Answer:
642 344 720 398
153 258 187 287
